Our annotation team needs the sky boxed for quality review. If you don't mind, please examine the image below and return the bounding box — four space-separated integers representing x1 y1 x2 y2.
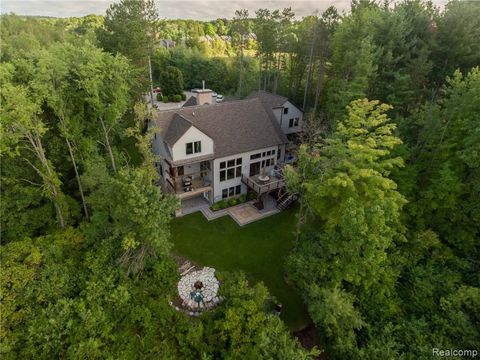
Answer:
1 0 449 19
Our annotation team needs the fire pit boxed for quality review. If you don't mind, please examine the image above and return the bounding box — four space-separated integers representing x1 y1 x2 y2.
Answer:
177 267 221 311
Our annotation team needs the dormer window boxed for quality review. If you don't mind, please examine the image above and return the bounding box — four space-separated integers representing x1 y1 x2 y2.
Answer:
186 141 201 155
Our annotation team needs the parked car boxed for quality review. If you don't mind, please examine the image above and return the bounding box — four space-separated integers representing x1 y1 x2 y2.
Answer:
212 92 218 97
216 94 224 102
153 87 161 93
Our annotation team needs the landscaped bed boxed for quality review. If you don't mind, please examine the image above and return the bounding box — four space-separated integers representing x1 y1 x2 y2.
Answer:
210 192 257 211
171 207 311 331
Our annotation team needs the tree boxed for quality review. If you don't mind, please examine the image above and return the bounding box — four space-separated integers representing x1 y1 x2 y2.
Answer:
159 65 184 97
231 9 251 97
97 0 158 97
409 68 480 259
1 63 69 229
286 99 406 357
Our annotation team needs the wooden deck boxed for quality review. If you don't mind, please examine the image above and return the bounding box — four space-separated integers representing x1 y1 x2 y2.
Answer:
241 174 285 195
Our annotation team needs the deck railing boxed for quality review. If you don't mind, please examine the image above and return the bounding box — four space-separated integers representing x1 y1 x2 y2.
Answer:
241 174 285 194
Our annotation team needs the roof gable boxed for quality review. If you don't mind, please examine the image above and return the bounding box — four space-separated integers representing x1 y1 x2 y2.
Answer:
163 113 192 146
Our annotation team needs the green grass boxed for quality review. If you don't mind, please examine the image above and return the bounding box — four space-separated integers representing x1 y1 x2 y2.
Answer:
171 208 311 331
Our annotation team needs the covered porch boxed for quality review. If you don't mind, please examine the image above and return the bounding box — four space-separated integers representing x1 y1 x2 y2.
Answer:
165 158 213 201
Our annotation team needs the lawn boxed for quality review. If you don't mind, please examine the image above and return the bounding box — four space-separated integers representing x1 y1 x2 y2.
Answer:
171 207 311 331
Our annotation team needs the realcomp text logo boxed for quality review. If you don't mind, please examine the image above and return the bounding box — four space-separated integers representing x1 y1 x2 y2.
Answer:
433 348 479 358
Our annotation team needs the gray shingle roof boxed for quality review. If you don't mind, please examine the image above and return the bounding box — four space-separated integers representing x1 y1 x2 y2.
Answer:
182 96 197 107
163 113 192 145
247 90 288 109
153 98 287 159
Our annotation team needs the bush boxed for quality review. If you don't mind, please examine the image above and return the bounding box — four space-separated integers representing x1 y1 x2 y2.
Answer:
162 96 169 103
173 94 182 102
228 198 238 206
239 194 247 203
181 93 187 100
247 192 257 201
211 203 220 211
156 93 162 101
219 200 229 209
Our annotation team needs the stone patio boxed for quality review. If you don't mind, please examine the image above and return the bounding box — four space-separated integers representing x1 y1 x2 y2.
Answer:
176 267 223 314
178 196 210 216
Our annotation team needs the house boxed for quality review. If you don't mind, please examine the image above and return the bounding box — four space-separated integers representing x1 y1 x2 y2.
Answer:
151 89 303 210
247 90 304 137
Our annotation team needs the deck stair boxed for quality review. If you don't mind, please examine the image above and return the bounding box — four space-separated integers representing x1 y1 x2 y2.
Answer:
276 192 298 210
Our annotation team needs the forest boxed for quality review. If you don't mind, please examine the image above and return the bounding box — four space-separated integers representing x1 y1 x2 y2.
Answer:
1 0 479 359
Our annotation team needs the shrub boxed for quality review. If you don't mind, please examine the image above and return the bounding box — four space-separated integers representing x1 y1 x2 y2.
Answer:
181 93 187 100
213 200 228 210
228 198 238 206
247 192 257 201
162 95 169 103
239 194 247 203
156 93 162 101
173 94 182 102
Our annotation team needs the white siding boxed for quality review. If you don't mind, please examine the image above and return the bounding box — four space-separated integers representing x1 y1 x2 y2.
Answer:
212 146 281 202
279 101 303 135
171 126 214 161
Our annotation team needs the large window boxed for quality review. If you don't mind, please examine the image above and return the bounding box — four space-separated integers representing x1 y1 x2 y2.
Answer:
220 158 242 182
186 141 201 155
222 185 242 199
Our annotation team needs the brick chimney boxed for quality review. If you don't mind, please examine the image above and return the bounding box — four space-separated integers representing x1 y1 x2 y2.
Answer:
193 80 213 105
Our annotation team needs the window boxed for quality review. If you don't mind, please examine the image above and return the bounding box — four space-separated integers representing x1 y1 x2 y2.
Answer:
222 185 243 199
289 118 294 128
266 150 271 156
194 141 202 153
250 153 261 160
262 152 266 157
284 107 289 114
219 157 242 182
272 149 276 155
186 141 201 155
294 117 300 126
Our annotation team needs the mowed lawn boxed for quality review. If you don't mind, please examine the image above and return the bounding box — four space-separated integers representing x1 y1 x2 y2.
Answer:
171 207 311 331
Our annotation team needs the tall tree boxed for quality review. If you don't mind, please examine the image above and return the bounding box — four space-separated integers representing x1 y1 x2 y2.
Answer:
97 0 158 98
1 63 69 229
286 99 406 356
231 9 251 97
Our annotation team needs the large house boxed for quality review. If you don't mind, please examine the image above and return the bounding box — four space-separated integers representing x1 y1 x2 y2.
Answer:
151 89 303 210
